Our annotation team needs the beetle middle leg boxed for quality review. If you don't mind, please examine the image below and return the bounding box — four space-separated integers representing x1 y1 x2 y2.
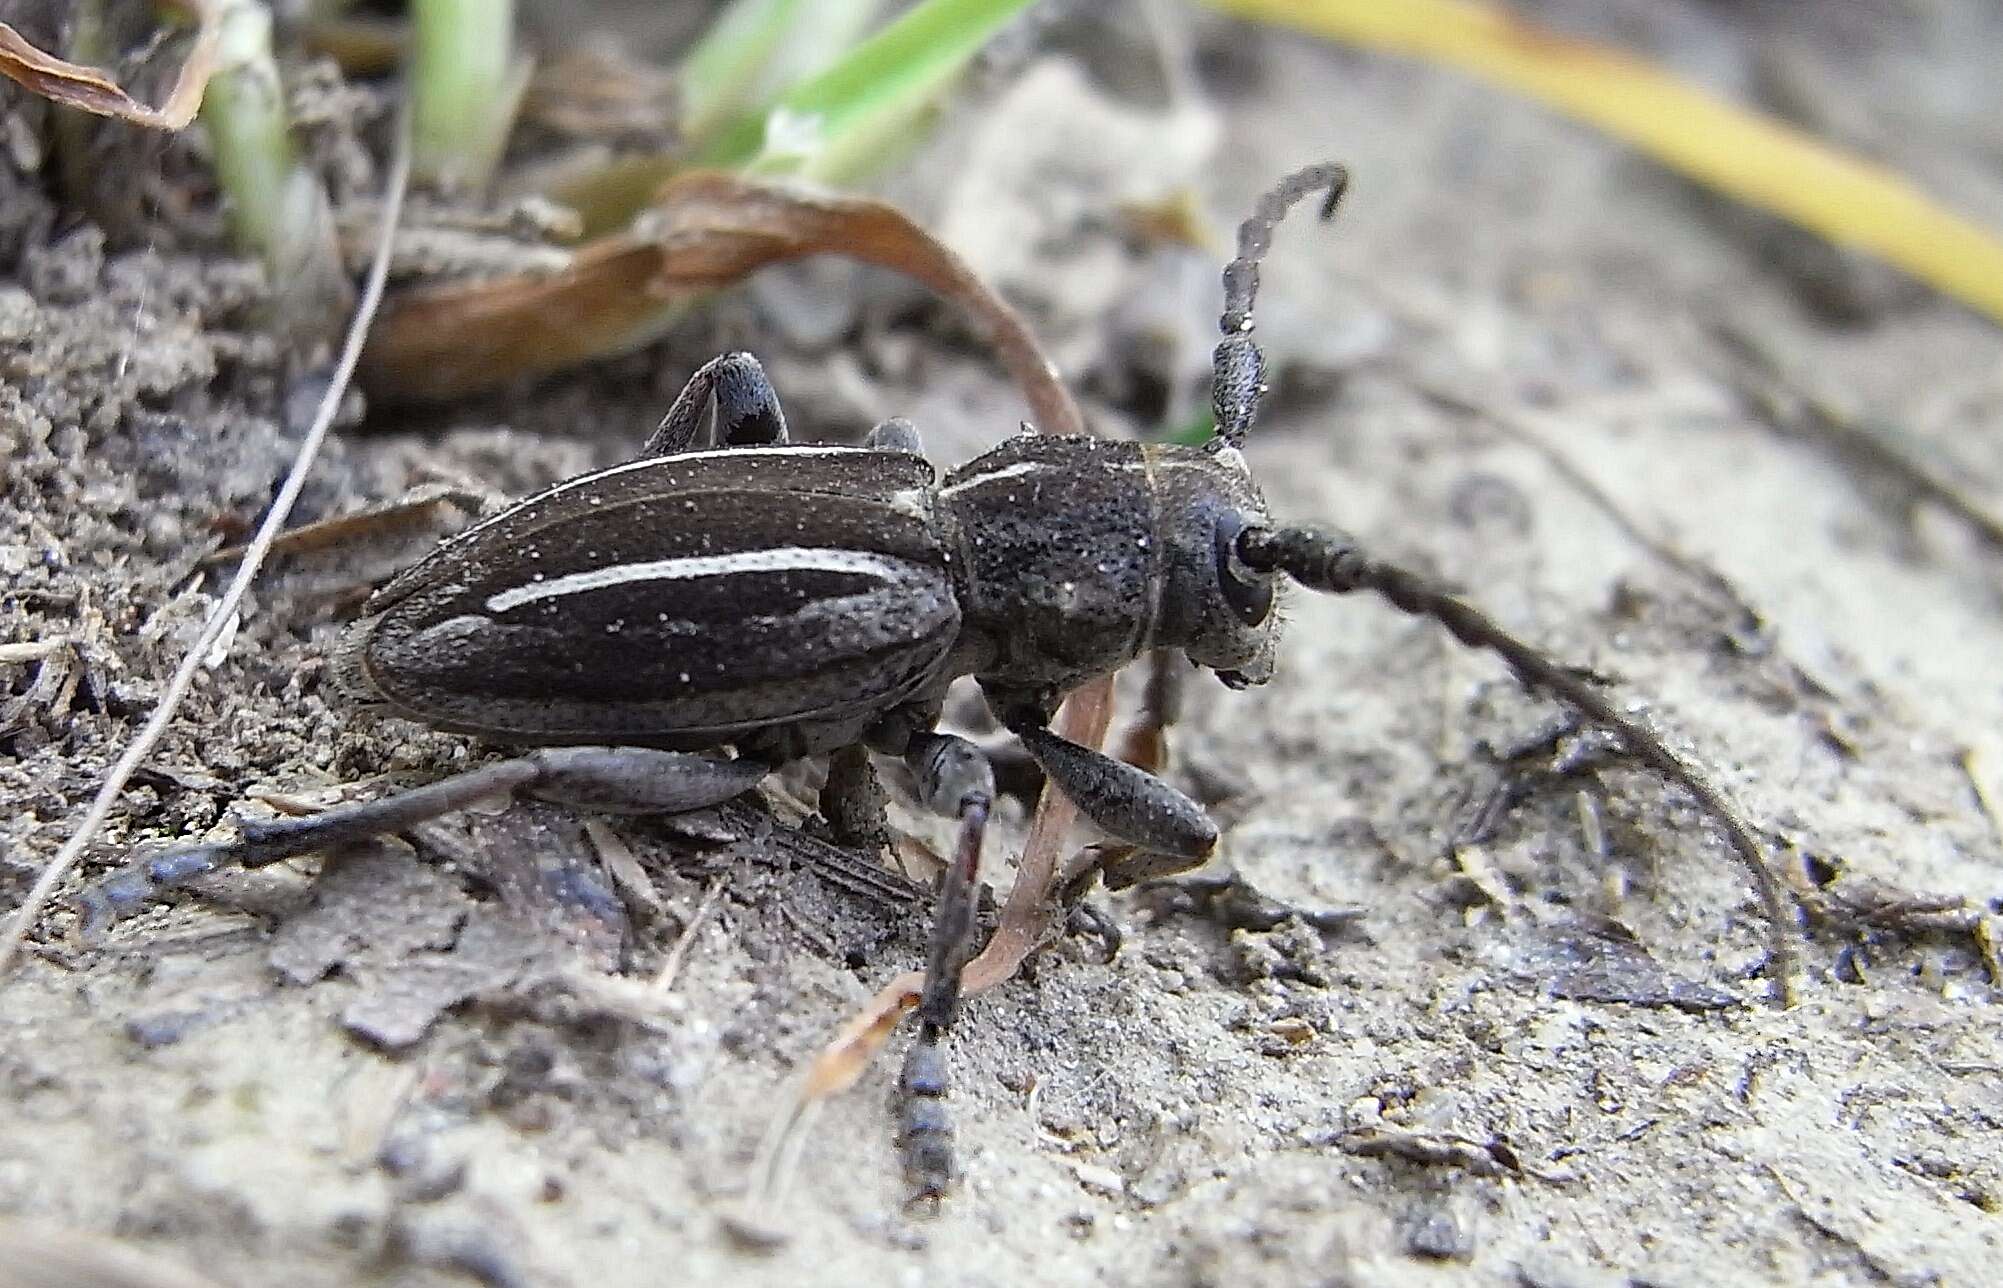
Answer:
1114 647 1185 774
886 707 1226 1201
77 747 770 931
819 744 893 857
870 729 995 1202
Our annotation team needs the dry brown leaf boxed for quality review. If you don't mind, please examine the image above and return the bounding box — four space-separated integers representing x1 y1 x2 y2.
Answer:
0 2 219 131
359 170 1083 435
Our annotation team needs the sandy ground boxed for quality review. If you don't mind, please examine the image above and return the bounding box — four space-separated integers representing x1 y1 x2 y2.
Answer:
3 4 2002 1286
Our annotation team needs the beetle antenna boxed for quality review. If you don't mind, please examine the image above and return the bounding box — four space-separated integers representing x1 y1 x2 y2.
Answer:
1238 523 1802 1005
1211 162 1349 451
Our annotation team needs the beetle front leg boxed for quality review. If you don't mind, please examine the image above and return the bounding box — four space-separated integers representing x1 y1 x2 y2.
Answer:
76 748 769 932
1000 712 1219 890
895 730 996 1203
642 352 789 456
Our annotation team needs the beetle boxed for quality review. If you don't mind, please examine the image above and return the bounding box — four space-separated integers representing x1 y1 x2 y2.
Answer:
84 163 1792 1201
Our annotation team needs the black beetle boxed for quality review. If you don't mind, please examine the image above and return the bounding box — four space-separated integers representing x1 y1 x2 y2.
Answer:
85 164 1791 1199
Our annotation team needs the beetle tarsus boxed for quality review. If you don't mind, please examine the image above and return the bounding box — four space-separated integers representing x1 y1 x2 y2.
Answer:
897 797 982 1204
897 1031 955 1204
894 733 997 1202
75 841 235 937
1063 899 1122 963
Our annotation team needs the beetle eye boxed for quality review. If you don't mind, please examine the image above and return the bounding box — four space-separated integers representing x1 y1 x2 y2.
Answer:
1214 516 1275 627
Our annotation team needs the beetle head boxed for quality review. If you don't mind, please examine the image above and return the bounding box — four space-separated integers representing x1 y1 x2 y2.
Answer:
1150 441 1282 689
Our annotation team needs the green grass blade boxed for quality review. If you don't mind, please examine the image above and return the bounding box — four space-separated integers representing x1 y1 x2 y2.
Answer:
693 0 1037 182
1166 411 1218 446
677 0 809 146
410 0 524 189
202 0 349 333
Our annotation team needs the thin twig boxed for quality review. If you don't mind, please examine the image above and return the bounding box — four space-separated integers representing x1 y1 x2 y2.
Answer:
0 120 413 979
0 640 73 665
197 483 481 567
651 875 727 993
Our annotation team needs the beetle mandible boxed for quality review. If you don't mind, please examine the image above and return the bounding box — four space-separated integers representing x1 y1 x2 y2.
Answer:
86 163 1792 1201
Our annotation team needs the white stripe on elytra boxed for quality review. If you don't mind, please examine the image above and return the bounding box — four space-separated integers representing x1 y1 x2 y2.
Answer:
485 546 902 613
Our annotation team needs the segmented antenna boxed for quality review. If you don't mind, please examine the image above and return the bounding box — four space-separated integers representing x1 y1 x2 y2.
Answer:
1211 162 1350 450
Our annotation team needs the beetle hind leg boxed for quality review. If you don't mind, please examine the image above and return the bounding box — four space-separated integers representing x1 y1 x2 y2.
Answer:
76 748 769 932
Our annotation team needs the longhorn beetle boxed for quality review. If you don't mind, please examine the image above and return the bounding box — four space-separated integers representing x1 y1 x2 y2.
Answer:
85 163 1793 1201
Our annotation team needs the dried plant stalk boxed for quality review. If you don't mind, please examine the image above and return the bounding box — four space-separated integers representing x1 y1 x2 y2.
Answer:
360 170 1081 435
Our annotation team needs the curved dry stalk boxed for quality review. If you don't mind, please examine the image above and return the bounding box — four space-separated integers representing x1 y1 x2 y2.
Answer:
1205 0 2003 327
0 122 413 981
358 171 1082 436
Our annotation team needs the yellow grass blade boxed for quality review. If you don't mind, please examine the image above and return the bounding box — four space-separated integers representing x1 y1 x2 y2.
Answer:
1204 0 2003 328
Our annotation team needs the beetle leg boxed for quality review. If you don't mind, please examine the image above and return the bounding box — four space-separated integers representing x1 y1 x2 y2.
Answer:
819 744 893 856
861 417 923 455
1000 713 1219 888
896 730 996 1203
641 352 789 456
75 748 768 932
518 746 770 813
